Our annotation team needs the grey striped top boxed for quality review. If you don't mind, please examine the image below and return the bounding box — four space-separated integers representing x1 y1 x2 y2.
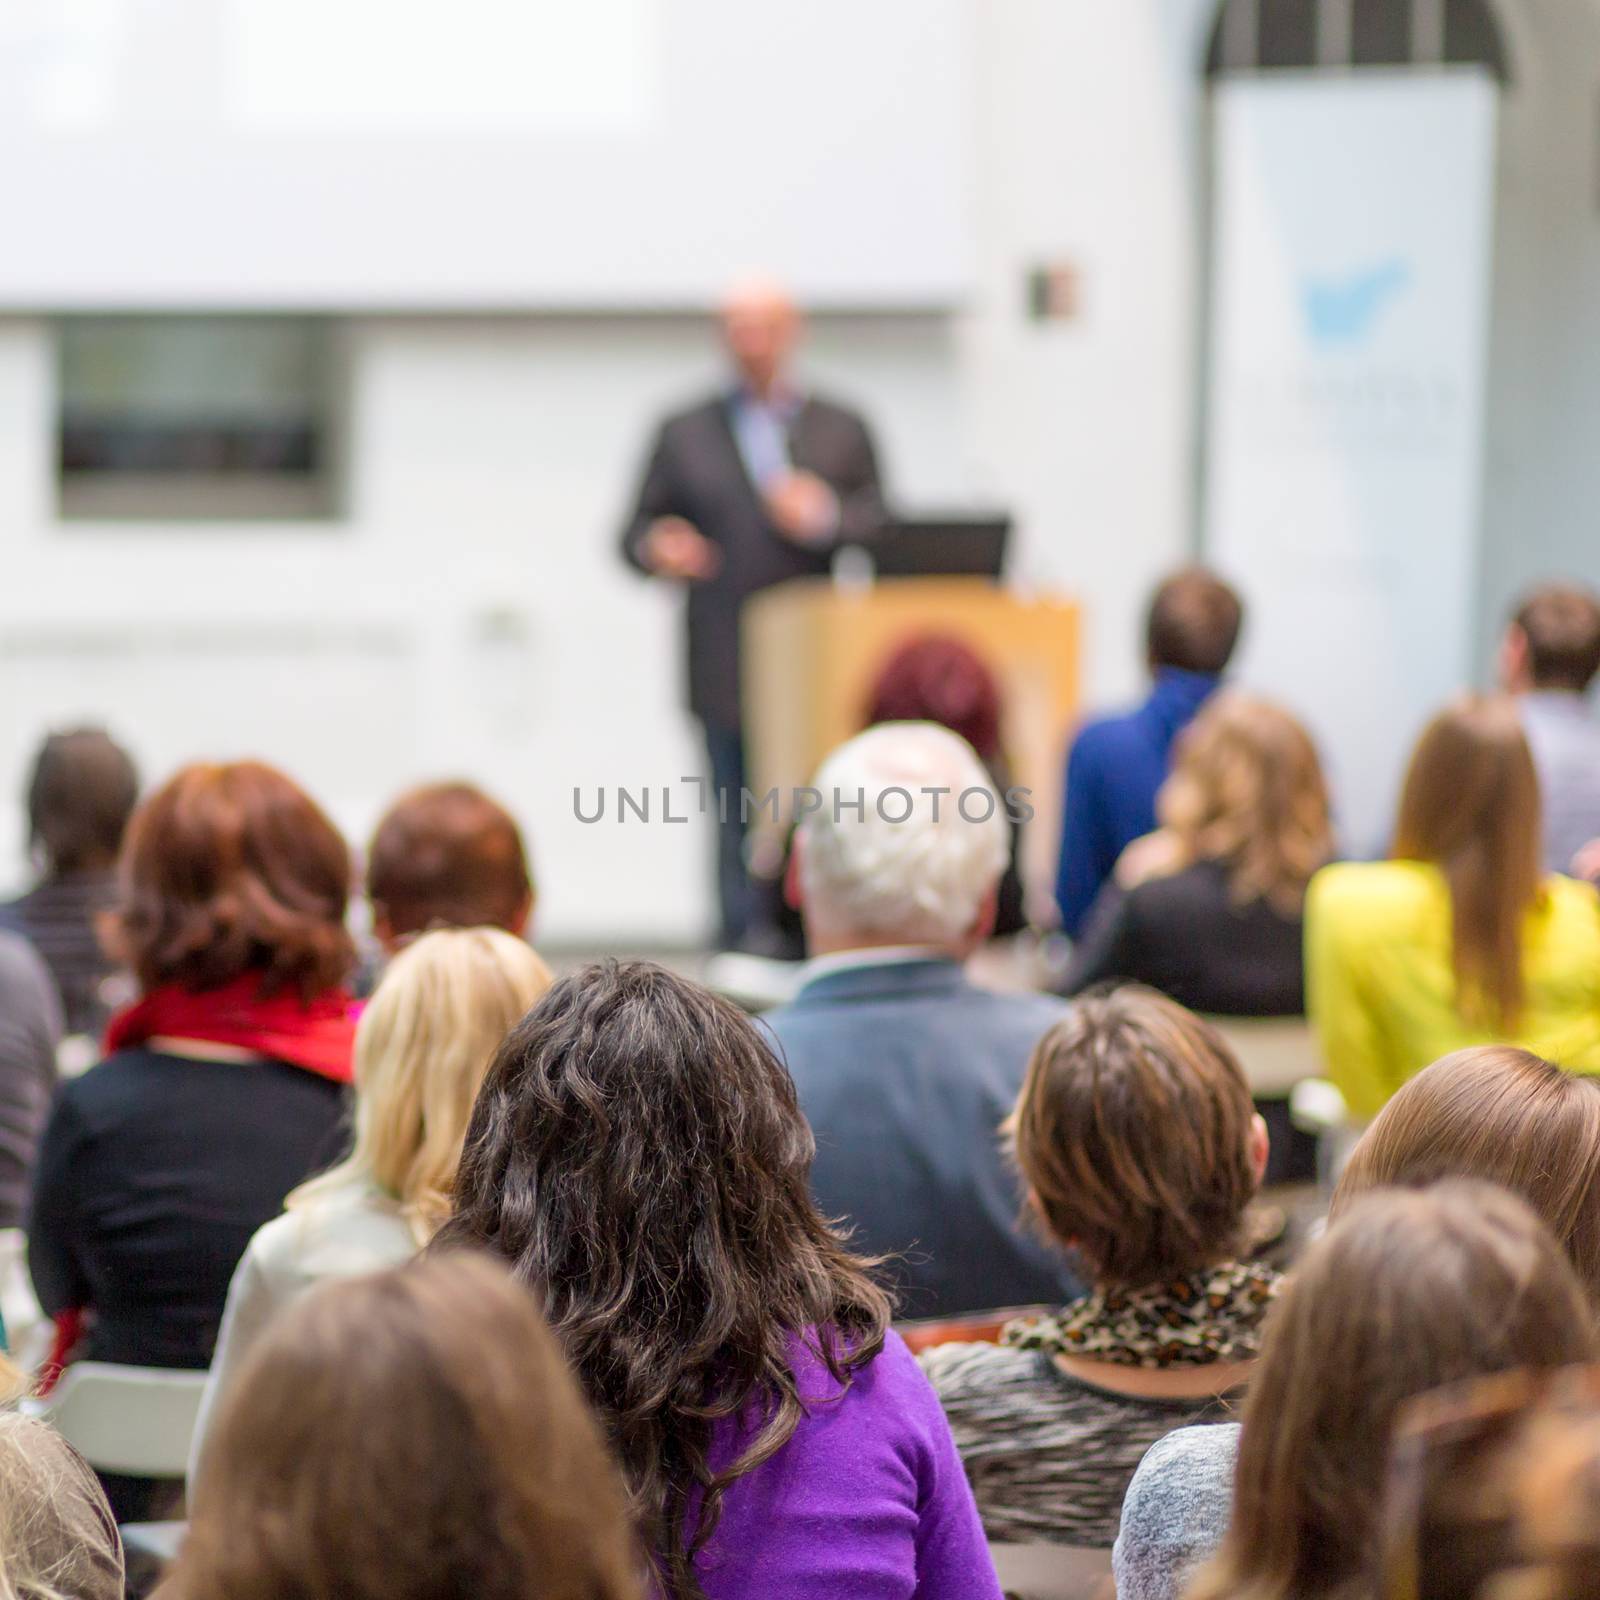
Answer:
921 1343 1243 1549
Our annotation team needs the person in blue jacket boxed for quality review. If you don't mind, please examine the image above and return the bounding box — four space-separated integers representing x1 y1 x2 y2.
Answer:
1054 568 1244 938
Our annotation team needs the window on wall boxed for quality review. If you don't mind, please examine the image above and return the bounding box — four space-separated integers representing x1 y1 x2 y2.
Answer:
1206 0 1509 79
57 317 343 522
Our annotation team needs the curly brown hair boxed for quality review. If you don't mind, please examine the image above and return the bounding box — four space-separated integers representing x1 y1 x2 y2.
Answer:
109 761 354 1000
435 959 892 1600
1156 692 1334 917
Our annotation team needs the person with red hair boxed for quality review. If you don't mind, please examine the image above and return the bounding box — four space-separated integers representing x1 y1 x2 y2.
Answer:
863 635 1025 936
28 761 358 1521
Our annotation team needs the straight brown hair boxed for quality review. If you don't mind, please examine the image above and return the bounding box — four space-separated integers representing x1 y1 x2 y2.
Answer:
1514 582 1600 693
1188 1183 1598 1600
1391 696 1543 1030
1146 567 1244 676
367 782 533 940
1380 1365 1600 1600
1012 986 1259 1288
1336 1047 1600 1303
158 1256 642 1600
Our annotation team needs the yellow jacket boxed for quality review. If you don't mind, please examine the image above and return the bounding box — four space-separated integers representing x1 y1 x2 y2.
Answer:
1305 860 1600 1120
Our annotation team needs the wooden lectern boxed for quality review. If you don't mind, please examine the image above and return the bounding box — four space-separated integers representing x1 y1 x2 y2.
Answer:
742 578 1080 910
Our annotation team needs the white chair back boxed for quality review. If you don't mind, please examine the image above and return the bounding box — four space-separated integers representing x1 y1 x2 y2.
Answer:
1204 1016 1321 1098
33 1363 209 1478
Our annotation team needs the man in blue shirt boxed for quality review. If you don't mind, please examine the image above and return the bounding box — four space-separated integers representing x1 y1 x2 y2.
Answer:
1054 568 1244 937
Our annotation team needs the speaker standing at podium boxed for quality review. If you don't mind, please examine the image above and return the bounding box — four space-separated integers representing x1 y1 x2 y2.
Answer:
618 278 887 948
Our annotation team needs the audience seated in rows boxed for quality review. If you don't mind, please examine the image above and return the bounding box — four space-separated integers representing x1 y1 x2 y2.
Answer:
1499 581 1600 875
436 959 1003 1600
158 1257 641 1600
1114 1182 1598 1600
1063 692 1333 1016
923 987 1274 1550
1378 1365 1600 1600
1306 694 1600 1119
190 925 552 1481
27 761 357 1518
765 721 1075 1317
365 780 534 952
1054 567 1243 938
0 928 60 1233
1335 1045 1600 1302
0 727 138 1037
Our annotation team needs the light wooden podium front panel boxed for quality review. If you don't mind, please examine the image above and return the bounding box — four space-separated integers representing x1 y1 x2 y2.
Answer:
742 578 1080 913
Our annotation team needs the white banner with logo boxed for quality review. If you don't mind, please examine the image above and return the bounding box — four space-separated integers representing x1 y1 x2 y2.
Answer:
1203 72 1498 851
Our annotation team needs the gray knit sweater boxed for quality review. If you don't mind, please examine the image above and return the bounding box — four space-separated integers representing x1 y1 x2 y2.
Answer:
0 931 61 1229
1112 1423 1240 1600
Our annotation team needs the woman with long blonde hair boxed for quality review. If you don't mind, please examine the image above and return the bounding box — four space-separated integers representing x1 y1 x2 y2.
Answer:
188 926 550 1479
1064 692 1334 1016
1306 694 1600 1119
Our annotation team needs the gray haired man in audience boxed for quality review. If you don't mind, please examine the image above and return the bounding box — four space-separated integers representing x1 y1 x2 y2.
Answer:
764 721 1078 1319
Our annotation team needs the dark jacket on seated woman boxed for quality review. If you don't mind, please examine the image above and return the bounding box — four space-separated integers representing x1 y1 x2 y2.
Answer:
1061 694 1334 1019
1065 862 1305 1016
923 987 1278 1548
27 762 358 1374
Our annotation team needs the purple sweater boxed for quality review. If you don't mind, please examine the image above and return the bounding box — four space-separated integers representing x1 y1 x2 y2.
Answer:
687 1329 1002 1600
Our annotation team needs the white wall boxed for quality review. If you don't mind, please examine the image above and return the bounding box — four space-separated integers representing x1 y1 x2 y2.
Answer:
961 0 1201 707
1475 0 1600 658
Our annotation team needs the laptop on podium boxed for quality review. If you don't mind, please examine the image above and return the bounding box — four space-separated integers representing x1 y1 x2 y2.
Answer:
864 515 1011 580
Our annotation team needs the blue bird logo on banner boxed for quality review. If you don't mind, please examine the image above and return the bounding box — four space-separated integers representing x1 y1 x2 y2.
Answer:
1302 260 1410 345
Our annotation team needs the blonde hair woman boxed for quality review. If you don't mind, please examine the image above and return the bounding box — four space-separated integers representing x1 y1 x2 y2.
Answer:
1063 692 1334 1016
0 1355 124 1600
1306 694 1600 1119
189 927 551 1481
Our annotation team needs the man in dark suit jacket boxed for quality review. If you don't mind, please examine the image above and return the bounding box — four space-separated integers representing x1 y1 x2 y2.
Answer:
763 722 1081 1319
619 279 886 947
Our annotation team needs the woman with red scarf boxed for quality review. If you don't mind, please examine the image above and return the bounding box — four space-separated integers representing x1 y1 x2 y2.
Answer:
27 760 356 1518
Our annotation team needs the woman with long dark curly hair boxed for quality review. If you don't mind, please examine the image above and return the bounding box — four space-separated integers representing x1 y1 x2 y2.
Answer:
436 959 1001 1600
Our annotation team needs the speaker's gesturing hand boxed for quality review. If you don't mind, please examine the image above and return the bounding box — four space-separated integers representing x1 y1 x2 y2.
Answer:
641 517 722 581
765 471 838 546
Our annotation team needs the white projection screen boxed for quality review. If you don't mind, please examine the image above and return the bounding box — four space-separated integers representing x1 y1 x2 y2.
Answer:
1202 72 1498 853
0 0 971 309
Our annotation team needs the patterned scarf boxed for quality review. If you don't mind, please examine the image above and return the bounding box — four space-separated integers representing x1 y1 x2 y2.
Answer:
1004 1260 1280 1369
